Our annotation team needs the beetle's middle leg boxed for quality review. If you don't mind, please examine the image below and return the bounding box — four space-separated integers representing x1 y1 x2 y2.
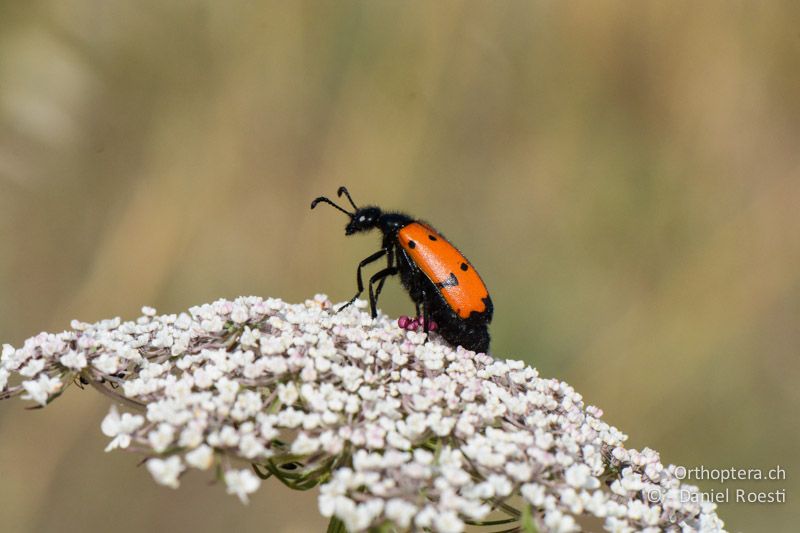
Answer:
368 266 399 318
338 248 387 312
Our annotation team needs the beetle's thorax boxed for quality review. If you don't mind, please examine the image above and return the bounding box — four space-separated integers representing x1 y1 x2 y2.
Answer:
377 212 414 237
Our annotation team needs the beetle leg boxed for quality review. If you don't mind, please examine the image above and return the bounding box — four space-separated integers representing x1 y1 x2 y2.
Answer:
368 267 399 319
420 288 429 333
373 246 394 303
399 246 428 331
416 290 437 333
338 248 387 312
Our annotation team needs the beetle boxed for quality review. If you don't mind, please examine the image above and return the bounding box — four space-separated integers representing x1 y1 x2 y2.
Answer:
311 186 493 353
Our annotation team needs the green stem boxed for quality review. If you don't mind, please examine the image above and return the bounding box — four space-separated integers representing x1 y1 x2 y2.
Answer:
326 516 348 533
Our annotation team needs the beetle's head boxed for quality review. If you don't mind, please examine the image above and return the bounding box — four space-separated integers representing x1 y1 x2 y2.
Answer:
345 206 382 235
311 187 382 235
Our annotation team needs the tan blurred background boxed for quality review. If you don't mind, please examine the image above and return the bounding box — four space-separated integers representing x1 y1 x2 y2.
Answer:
1 1 798 531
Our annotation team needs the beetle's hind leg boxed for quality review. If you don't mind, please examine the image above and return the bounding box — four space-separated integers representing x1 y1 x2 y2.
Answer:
397 275 438 334
419 289 438 334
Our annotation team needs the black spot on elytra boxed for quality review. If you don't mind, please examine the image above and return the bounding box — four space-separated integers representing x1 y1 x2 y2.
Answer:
436 272 459 288
408 240 416 249
460 262 468 271
428 235 437 241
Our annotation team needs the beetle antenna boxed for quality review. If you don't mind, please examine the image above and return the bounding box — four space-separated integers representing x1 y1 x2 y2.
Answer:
337 186 358 210
310 196 353 217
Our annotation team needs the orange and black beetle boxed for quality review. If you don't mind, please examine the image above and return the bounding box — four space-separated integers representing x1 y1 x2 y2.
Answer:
311 186 493 353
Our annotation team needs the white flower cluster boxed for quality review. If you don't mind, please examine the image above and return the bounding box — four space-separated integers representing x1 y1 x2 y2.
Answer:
0 295 726 532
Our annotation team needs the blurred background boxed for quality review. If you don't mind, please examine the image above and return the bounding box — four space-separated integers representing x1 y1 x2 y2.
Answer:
1 1 798 531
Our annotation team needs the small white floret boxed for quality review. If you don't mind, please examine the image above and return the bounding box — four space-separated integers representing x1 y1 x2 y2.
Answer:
146 456 184 488
224 468 261 504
